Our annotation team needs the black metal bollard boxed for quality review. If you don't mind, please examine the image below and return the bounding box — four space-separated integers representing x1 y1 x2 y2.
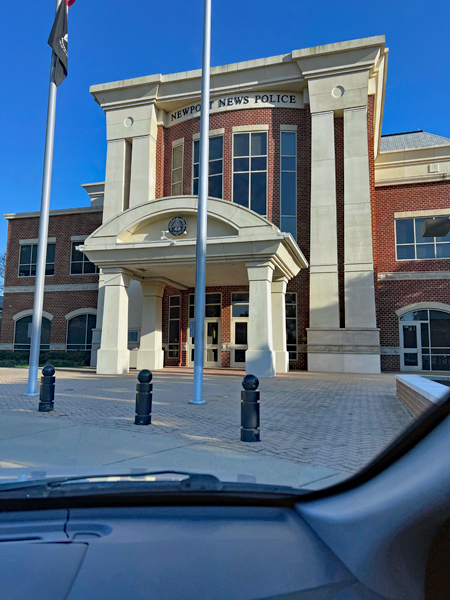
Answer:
135 370 152 425
39 365 55 412
240 374 260 442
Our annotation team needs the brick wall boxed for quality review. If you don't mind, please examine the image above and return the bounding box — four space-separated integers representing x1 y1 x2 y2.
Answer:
1 210 102 346
373 178 450 371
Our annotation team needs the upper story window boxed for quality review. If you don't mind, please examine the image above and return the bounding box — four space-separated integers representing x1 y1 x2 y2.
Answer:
233 132 267 216
19 243 55 277
193 136 223 198
280 131 297 239
171 142 184 195
70 242 98 274
396 217 450 260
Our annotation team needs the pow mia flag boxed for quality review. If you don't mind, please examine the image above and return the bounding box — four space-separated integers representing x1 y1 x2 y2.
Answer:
47 1 70 86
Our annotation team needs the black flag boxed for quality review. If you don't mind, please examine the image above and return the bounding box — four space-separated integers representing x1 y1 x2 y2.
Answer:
47 1 68 86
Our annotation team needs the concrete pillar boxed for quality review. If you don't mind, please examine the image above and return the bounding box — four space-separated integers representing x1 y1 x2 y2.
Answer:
129 134 157 209
90 269 105 368
246 262 276 378
309 111 339 328
136 281 166 371
271 277 289 374
102 139 131 223
97 268 131 374
343 106 380 373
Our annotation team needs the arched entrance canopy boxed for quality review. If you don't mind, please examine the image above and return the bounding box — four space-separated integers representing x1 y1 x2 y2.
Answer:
80 196 308 377
80 196 307 287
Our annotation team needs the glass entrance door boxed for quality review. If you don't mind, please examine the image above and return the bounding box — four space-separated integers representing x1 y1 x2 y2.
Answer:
400 323 421 371
188 319 221 368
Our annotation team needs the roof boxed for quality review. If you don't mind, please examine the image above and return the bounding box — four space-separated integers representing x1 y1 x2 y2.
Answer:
380 131 450 152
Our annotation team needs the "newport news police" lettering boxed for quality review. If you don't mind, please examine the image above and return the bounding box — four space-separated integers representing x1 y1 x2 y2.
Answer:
170 93 298 122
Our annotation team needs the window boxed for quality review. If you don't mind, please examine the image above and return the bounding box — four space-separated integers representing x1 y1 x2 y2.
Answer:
231 292 249 364
396 217 450 260
233 132 267 216
189 294 221 318
70 242 98 274
168 296 181 359
128 331 140 350
193 136 223 198
171 143 183 195
400 309 450 371
280 131 297 239
14 316 51 351
19 243 55 277
67 314 96 351
286 293 297 360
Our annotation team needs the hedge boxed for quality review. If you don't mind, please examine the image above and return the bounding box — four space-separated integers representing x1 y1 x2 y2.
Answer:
0 351 91 368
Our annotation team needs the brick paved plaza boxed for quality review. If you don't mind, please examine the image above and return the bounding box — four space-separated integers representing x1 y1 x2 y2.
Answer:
0 367 413 479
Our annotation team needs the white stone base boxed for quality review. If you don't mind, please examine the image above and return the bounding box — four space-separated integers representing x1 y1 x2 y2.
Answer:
307 353 380 374
136 349 164 371
97 349 130 374
245 349 276 378
274 350 289 374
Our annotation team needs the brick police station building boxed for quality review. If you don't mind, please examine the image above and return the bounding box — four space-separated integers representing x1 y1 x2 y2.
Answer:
2 35 450 377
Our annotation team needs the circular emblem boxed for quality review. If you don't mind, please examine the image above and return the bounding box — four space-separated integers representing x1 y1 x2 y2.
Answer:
168 216 187 236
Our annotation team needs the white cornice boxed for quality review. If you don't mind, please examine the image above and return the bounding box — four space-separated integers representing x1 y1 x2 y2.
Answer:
375 173 450 187
4 206 103 220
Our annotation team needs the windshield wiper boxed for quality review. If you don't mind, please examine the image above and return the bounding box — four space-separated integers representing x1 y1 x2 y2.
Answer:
0 471 304 498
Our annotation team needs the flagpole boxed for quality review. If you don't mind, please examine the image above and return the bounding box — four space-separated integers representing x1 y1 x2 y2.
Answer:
24 0 62 396
190 0 211 404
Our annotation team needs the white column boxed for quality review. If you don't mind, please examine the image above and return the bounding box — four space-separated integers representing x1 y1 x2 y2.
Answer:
102 139 131 223
97 268 131 374
129 135 157 209
246 262 276 378
271 277 289 374
309 111 339 328
343 106 377 328
90 269 105 367
136 281 166 371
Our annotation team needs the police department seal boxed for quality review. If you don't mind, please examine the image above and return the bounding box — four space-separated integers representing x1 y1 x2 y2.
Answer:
168 216 187 236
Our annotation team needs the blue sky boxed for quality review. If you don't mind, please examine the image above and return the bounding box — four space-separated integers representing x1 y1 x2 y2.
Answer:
0 0 449 255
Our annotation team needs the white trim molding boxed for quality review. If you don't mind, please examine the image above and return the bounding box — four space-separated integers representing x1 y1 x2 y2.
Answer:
13 309 54 322
65 308 98 321
4 207 102 220
70 235 88 242
378 272 450 281
4 284 99 294
396 302 450 317
193 128 224 140
171 137 184 147
394 209 450 219
280 124 298 131
19 238 56 245
232 124 269 132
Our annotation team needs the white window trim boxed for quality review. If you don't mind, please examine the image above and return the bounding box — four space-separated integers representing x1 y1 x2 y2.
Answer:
395 215 450 261
65 308 97 321
66 313 97 352
280 124 298 131
192 128 225 141
70 240 98 276
18 241 55 278
168 295 181 359
232 124 269 132
171 141 184 196
192 135 224 198
395 209 450 219
396 302 450 317
280 129 297 240
232 131 268 216
13 309 54 322
286 292 298 361
230 291 249 367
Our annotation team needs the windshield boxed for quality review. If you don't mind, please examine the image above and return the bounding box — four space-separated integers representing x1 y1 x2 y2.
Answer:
0 5 449 500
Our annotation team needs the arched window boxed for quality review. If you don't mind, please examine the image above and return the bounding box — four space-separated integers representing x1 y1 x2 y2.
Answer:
14 316 51 351
399 309 450 371
67 314 96 351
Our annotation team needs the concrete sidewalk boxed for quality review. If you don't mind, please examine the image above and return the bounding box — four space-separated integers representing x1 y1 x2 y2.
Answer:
0 367 413 490
0 413 346 490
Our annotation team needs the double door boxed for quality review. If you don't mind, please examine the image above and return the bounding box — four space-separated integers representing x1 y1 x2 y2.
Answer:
188 318 221 368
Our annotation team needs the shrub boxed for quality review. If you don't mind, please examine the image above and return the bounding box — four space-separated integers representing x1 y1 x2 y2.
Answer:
0 350 91 368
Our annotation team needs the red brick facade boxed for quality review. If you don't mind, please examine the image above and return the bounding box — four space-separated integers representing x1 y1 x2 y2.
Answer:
1 210 102 349
3 98 450 373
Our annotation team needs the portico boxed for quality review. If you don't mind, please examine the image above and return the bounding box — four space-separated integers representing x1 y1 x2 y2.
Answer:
80 196 307 377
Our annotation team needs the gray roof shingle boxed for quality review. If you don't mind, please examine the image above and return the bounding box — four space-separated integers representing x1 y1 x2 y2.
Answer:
380 131 450 152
